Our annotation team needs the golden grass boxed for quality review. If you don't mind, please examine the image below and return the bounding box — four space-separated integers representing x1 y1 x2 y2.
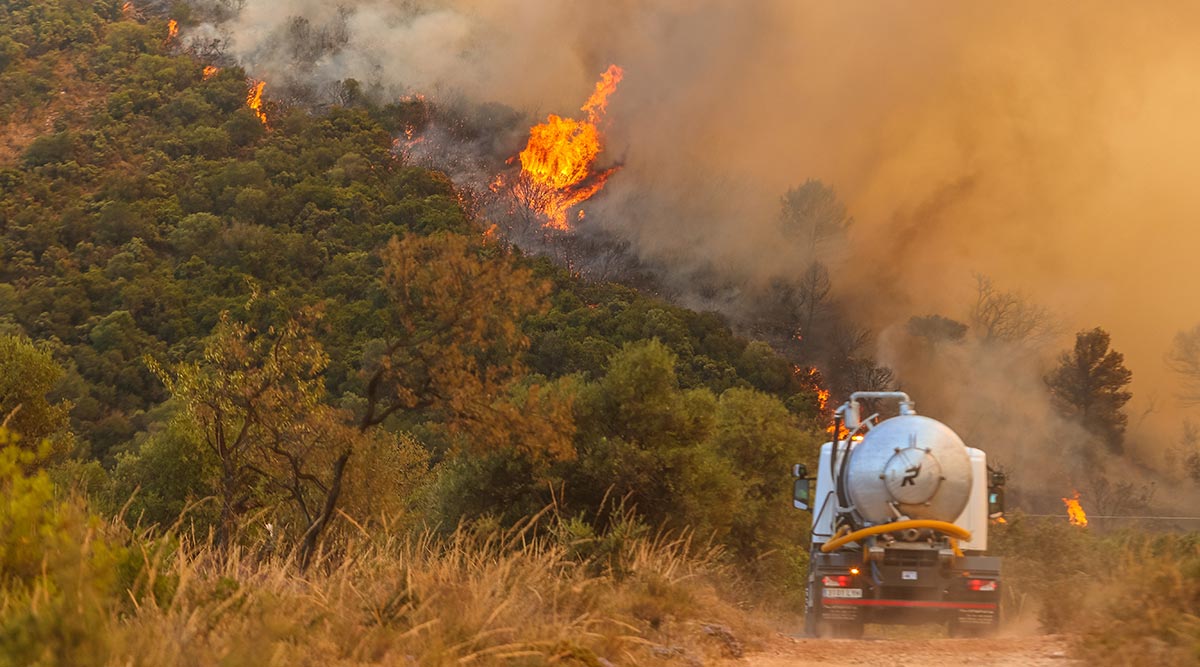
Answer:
33 512 767 667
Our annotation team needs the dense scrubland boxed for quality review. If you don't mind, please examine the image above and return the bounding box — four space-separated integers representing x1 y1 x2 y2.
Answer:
0 2 1196 665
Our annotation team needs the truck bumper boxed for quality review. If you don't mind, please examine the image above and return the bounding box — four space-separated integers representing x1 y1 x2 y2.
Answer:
810 550 1001 627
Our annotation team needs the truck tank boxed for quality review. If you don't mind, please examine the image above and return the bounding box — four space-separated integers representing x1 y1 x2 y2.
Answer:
843 414 973 524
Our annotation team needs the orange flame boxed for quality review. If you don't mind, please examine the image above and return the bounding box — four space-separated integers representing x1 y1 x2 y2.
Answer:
1062 491 1088 527
203 66 220 80
826 423 852 441
166 19 179 41
122 2 134 15
817 389 831 412
514 65 624 231
247 81 268 127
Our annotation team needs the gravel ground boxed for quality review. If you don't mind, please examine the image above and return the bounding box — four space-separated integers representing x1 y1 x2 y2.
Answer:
726 633 1080 667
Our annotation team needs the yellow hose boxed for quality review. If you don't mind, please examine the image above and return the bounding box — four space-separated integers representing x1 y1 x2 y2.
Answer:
820 519 972 553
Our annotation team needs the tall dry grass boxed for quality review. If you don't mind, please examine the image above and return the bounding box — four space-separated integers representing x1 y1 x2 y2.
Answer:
993 514 1199 664
1071 533 1200 667
11 509 765 667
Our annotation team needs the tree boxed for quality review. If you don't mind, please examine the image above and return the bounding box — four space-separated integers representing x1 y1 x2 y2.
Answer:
969 275 1055 345
779 179 852 256
1045 328 1133 454
150 307 367 562
0 335 74 460
364 233 574 462
906 314 968 344
760 263 833 349
1167 324 1200 405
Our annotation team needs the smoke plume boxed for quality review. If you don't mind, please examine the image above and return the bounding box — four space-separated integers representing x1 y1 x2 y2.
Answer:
185 0 1200 500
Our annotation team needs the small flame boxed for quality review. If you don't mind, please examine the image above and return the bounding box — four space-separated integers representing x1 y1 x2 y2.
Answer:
203 66 220 80
122 2 134 15
1062 491 1088 527
817 389 831 412
826 423 852 440
166 19 179 41
514 65 624 231
247 81 268 127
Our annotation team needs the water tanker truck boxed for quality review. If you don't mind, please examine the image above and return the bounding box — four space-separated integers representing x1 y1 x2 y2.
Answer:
793 391 1006 638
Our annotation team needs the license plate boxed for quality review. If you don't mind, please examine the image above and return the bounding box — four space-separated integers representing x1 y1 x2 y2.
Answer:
902 570 918 580
823 588 863 598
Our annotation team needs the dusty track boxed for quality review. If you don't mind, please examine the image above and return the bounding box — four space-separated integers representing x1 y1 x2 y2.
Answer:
730 634 1078 667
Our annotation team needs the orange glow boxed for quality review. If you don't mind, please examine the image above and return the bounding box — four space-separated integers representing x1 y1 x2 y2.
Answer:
247 81 268 127
1062 491 1088 527
166 19 179 41
826 423 852 441
817 389 831 412
203 66 220 80
514 65 623 231
489 174 505 194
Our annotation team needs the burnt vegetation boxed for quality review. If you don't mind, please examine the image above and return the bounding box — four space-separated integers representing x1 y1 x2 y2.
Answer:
0 2 1197 664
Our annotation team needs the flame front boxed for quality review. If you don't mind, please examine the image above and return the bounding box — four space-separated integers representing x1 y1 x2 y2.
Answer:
1062 491 1088 527
166 19 179 41
247 81 268 127
514 65 623 231
203 66 220 80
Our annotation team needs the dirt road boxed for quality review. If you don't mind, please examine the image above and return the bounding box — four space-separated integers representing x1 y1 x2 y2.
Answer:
730 634 1078 667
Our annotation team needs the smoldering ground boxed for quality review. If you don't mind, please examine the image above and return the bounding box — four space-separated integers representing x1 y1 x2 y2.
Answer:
182 0 1200 505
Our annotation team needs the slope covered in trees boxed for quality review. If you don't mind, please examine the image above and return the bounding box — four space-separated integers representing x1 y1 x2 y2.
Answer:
0 0 821 581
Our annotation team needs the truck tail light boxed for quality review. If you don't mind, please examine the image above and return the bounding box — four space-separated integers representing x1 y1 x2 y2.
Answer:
822 575 852 588
967 578 998 592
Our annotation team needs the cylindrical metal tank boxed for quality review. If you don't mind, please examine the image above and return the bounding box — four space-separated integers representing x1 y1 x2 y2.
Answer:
844 414 973 524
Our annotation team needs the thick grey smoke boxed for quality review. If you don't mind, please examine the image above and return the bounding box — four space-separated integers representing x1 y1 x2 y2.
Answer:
187 1 1200 500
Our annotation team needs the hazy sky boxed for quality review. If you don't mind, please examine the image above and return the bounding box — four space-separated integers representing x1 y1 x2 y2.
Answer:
196 1 1200 429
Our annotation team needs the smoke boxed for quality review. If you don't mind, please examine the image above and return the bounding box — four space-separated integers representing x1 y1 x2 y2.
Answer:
187 1 1200 491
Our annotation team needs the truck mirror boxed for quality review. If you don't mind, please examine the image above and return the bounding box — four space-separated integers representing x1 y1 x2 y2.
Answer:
793 478 811 511
793 463 808 478
988 488 1005 518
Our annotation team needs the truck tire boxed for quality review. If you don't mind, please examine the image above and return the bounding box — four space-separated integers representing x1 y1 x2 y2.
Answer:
821 620 865 639
807 593 865 639
947 615 999 638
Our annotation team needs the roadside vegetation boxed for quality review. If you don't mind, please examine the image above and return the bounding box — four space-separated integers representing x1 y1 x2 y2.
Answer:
993 514 1199 666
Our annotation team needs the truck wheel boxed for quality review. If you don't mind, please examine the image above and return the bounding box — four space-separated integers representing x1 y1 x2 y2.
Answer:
811 607 864 639
803 574 818 637
814 619 864 639
947 616 998 638
830 621 864 639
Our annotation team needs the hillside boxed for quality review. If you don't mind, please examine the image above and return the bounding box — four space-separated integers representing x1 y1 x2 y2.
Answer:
0 0 824 585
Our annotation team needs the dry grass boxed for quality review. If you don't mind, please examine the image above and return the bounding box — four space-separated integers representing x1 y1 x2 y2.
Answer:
1071 534 1200 667
15 511 768 667
993 516 1199 664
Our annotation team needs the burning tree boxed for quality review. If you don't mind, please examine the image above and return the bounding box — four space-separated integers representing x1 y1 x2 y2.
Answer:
511 65 624 231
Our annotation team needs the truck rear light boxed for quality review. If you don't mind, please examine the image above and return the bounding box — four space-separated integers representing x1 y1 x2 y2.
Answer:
822 575 852 587
967 578 997 592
